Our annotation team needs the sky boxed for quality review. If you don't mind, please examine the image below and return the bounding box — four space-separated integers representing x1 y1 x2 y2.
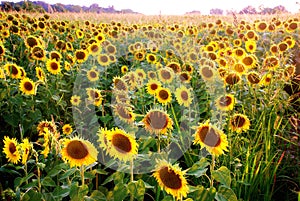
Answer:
8 0 300 15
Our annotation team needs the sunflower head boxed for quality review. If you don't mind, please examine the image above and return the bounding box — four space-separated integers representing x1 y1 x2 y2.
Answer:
153 160 189 199
3 136 21 164
62 124 73 135
142 108 173 135
229 114 251 133
193 120 228 156
61 137 98 167
156 87 172 105
19 77 36 95
175 86 193 107
146 79 162 95
215 94 235 111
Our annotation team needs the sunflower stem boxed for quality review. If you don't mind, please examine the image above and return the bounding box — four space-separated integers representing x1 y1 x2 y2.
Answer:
80 165 85 187
170 103 180 132
130 159 134 182
157 134 161 153
210 154 215 187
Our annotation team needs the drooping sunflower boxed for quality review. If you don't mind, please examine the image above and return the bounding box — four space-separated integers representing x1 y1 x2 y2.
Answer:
153 160 189 200
62 124 73 135
215 94 235 111
102 127 138 162
2 136 21 164
35 67 46 81
113 76 128 91
25 35 39 48
179 72 191 83
229 113 251 133
233 62 247 75
167 62 181 73
86 88 103 107
156 87 172 105
70 95 81 106
193 120 228 156
175 86 193 107
61 136 98 167
46 59 61 75
4 63 21 79
147 79 162 95
49 50 62 61
142 108 173 135
19 77 36 95
20 138 32 164
113 105 135 124
158 68 174 84
87 68 99 82
263 56 279 70
37 120 57 135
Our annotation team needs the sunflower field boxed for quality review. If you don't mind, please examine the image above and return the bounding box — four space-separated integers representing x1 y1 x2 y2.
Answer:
0 11 299 201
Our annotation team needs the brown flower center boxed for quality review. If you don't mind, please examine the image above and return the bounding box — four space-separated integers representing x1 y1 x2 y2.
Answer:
145 111 168 130
112 134 132 153
219 96 232 107
180 91 188 101
158 166 182 189
197 126 221 147
66 140 89 159
24 81 33 91
232 115 246 128
158 89 169 100
9 142 17 154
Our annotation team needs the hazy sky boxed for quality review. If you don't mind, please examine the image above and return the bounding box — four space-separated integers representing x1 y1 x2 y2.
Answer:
8 0 300 14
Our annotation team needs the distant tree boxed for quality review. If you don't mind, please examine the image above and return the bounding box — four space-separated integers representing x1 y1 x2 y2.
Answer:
210 8 223 15
239 5 257 14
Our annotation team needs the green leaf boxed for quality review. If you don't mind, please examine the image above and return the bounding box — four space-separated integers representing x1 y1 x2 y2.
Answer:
211 166 231 187
47 163 68 177
95 168 108 175
84 190 106 201
191 186 216 201
41 176 56 187
113 183 128 201
215 186 238 201
59 167 77 180
186 158 209 177
52 186 70 199
161 196 173 201
22 189 42 201
128 179 145 201
70 183 89 201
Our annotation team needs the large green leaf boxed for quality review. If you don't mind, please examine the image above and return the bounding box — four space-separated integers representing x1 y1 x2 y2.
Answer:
186 157 209 177
215 186 238 201
211 166 231 187
113 183 128 201
191 185 216 201
127 179 145 201
70 183 89 201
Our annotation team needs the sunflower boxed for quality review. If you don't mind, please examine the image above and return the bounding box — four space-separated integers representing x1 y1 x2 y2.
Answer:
75 49 89 63
46 59 61 75
0 43 5 56
215 94 235 111
233 39 242 47
278 42 289 53
20 138 32 164
175 86 193 107
233 47 246 60
70 95 81 106
61 136 98 167
247 72 260 85
134 51 145 61
25 35 39 48
113 105 135 124
167 62 181 73
229 113 251 133
4 63 21 79
35 67 46 81
142 108 173 135
179 72 191 83
95 33 106 43
19 77 36 95
263 56 279 70
101 127 138 162
260 73 272 86
31 45 46 61
121 65 128 74
146 53 157 64
135 68 146 81
233 62 247 75
199 65 216 82
182 63 194 74
37 120 57 135
146 79 162 95
86 88 103 106
97 54 110 66
49 50 62 61
193 120 228 156
241 55 256 69
148 71 157 80
113 76 128 91
0 68 5 79
2 136 21 164
156 87 172 105
224 72 241 85
87 68 99 82
106 44 116 55
158 68 174 84
153 160 189 200
88 42 102 56
245 40 257 54
62 124 73 135
75 30 84 39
